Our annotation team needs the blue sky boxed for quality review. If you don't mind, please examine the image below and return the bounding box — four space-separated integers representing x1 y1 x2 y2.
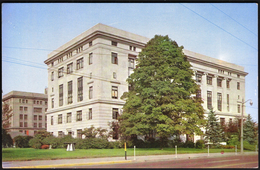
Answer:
2 3 258 122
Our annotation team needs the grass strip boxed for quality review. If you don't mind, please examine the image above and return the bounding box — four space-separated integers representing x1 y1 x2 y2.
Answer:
2 148 241 161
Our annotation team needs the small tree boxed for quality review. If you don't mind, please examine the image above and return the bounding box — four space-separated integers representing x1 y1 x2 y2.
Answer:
2 129 13 147
2 102 13 129
243 114 257 145
205 110 224 145
82 125 108 139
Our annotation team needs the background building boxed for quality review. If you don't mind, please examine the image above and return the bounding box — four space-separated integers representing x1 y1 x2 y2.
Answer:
44 23 247 141
2 91 48 137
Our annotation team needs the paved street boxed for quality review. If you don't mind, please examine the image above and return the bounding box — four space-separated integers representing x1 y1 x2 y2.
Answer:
64 154 258 168
3 152 258 169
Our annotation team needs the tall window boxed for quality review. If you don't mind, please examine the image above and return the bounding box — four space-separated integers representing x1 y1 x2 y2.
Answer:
196 73 202 83
112 86 118 99
111 52 118 64
67 113 72 123
89 53 93 65
227 94 230 112
89 41 92 47
77 129 82 139
217 78 222 87
76 57 84 70
89 108 92 120
51 116 53 125
76 110 82 121
58 114 62 124
207 91 212 110
24 114 28 120
20 114 23 120
207 76 212 85
51 71 54 81
67 63 73 74
34 115 37 120
78 77 83 102
20 122 23 127
226 79 230 88
237 82 240 90
58 67 64 78
52 98 54 108
113 72 117 79
24 122 28 127
89 86 93 99
39 123 42 128
39 115 42 121
112 108 119 120
217 93 222 111
68 81 73 104
196 89 201 99
128 58 134 77
238 104 241 113
34 123 37 128
59 84 63 106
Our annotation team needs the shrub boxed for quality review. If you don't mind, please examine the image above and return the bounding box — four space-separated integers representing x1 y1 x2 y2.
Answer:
42 136 61 149
29 137 42 149
2 129 13 148
14 136 33 148
220 145 235 149
183 141 195 148
41 145 50 149
243 140 256 151
109 141 123 149
195 140 205 149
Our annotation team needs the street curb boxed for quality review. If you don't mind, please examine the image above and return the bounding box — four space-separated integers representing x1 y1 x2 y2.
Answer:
6 160 133 169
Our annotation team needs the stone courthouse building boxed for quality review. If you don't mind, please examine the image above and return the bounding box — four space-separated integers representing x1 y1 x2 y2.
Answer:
44 23 247 141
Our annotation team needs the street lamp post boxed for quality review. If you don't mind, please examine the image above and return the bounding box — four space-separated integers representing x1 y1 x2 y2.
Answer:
238 98 253 154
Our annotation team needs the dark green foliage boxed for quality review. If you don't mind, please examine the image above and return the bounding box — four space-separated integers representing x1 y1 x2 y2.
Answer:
109 141 123 149
243 114 257 145
243 140 256 151
205 110 224 145
74 138 109 149
195 140 205 149
82 125 108 139
42 136 62 149
183 141 194 148
29 137 42 149
2 129 13 148
14 136 33 148
119 35 206 148
228 135 240 146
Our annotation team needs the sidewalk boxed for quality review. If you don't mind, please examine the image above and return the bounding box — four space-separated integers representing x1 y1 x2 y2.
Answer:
2 152 258 169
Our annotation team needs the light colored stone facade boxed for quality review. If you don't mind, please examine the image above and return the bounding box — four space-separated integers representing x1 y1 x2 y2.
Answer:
2 91 48 137
44 23 247 141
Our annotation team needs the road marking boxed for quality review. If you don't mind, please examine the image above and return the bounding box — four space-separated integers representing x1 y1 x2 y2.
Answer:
209 161 258 168
5 160 133 169
209 159 240 163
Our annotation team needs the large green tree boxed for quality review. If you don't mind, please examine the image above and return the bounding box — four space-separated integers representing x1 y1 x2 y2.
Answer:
205 110 224 145
119 35 206 145
243 114 257 145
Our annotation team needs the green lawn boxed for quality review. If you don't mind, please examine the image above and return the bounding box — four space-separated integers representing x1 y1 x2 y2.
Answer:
2 147 239 161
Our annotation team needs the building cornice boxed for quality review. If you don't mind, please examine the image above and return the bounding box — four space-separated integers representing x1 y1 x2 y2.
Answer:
44 30 148 65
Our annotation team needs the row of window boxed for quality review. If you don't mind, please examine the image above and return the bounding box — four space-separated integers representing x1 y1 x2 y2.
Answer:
20 114 47 121
19 122 46 128
19 106 47 113
205 91 241 113
196 74 240 90
19 99 47 105
52 79 118 108
50 108 119 125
